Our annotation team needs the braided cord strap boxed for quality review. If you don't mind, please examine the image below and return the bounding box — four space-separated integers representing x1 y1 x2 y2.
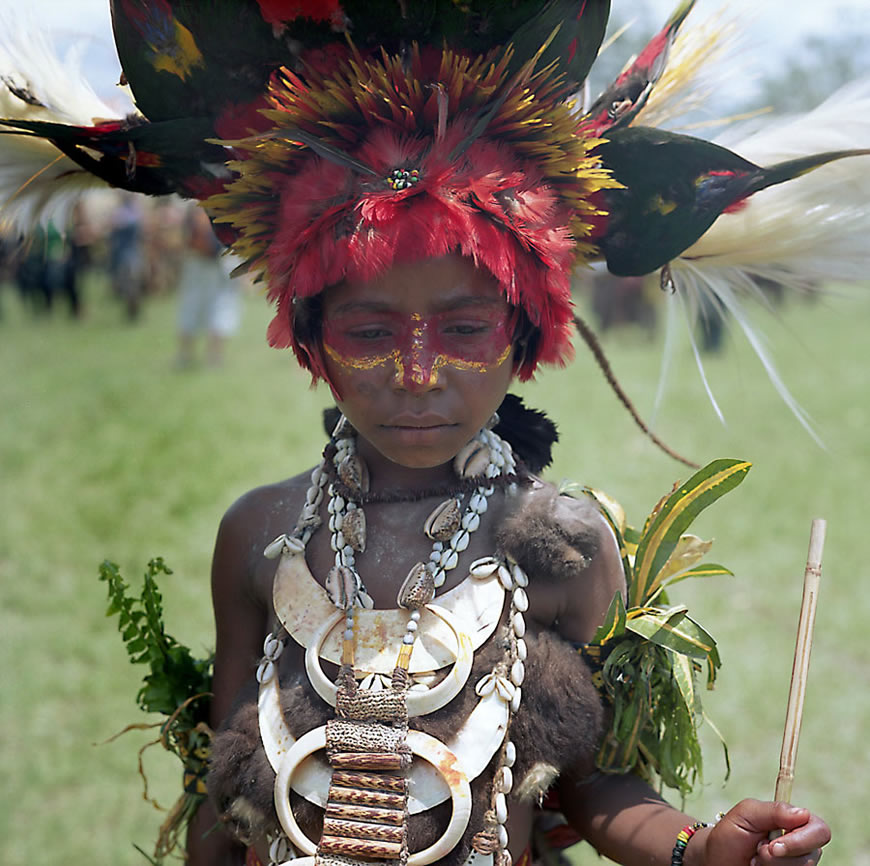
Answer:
671 822 708 866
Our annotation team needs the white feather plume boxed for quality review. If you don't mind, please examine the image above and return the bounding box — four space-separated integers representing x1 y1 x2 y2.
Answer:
660 79 870 435
0 12 129 234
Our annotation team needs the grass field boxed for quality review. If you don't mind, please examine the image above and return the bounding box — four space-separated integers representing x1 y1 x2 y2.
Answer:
1 272 868 865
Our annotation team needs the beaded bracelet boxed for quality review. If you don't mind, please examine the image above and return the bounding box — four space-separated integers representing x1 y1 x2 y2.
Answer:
671 821 709 866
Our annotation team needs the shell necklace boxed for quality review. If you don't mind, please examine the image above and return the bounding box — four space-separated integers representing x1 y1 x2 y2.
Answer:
260 418 527 866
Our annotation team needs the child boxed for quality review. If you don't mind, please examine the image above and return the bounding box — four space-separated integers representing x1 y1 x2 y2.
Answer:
0 3 854 865
192 252 830 866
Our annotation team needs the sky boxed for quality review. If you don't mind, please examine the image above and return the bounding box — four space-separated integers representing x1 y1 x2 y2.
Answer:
5 0 864 107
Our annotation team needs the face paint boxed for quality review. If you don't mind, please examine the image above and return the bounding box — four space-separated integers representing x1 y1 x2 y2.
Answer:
322 307 513 388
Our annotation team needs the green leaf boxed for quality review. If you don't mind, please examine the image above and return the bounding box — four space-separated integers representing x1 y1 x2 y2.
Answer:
669 652 697 721
655 534 712 583
625 608 716 660
630 459 750 607
591 591 627 644
663 562 733 589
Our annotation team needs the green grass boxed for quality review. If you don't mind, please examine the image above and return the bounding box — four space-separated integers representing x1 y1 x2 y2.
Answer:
1 274 868 864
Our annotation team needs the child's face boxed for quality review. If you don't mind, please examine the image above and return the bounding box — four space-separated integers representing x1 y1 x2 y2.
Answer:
321 254 515 470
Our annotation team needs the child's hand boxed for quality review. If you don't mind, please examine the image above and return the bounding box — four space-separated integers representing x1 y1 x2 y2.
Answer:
701 800 830 866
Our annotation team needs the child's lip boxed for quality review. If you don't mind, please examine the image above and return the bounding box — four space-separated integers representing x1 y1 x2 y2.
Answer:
384 413 455 428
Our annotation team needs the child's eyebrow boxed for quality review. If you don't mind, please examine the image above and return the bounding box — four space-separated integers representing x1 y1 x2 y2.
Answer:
328 296 505 316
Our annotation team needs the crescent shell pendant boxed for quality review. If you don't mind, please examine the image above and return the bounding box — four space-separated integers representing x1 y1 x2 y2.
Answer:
274 727 472 866
304 605 474 716
273 550 505 673
260 673 508 813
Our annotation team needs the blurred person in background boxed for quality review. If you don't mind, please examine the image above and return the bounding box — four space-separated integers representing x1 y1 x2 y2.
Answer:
107 192 146 321
174 204 241 369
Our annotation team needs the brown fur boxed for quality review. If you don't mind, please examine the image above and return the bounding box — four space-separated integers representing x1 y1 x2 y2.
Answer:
497 490 601 582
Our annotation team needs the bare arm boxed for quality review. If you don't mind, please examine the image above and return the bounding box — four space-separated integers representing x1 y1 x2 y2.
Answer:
553 507 830 865
555 506 625 645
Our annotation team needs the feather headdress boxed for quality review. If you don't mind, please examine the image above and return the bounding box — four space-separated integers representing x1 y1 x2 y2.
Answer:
1 0 868 389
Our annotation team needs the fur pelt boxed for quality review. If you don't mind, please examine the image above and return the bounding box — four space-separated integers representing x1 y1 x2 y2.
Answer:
208 631 605 863
497 489 601 582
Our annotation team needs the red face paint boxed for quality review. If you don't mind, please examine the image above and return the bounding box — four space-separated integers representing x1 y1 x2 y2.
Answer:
322 306 513 389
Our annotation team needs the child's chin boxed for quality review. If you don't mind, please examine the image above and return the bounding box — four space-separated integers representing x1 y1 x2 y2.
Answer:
375 428 463 468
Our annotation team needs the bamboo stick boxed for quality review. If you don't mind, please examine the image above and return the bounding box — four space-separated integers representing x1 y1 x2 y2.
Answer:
774 518 826 805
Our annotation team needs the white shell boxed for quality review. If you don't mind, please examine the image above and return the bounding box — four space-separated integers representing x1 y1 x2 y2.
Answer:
441 549 460 571
269 835 290 863
497 766 513 794
285 536 306 554
497 824 509 850
358 591 375 610
256 659 275 684
475 674 496 696
451 530 471 553
454 439 492 479
469 493 488 514
511 563 529 588
512 587 529 613
504 741 516 768
512 612 526 638
461 512 481 532
510 687 522 713
497 566 514 592
495 792 508 824
510 660 525 687
516 638 527 661
359 672 378 691
263 635 284 660
495 677 516 702
469 556 499 578
264 535 288 560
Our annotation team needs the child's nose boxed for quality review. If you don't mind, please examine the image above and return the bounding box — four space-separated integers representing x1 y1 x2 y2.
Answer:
391 324 443 392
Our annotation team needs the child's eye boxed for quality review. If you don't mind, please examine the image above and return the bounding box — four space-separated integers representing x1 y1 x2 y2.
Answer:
443 323 488 336
349 327 392 340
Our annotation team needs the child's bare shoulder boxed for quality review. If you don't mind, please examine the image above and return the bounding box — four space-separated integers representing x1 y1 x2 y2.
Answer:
213 469 317 581
222 469 313 529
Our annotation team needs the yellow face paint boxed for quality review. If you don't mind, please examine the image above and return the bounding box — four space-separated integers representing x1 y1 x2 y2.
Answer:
322 308 513 389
